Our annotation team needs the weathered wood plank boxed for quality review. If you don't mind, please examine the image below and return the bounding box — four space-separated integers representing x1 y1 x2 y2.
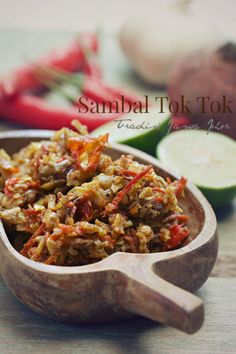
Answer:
0 276 235 354
211 255 236 277
216 202 236 256
210 201 236 277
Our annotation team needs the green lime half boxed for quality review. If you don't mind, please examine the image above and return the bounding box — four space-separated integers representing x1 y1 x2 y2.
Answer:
91 107 169 156
156 130 236 208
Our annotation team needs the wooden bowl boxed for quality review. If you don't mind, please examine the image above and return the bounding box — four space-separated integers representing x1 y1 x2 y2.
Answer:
0 131 218 334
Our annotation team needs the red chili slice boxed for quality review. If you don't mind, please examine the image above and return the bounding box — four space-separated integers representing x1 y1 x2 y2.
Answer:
21 223 46 256
165 224 189 250
106 165 153 213
67 134 108 173
173 177 187 197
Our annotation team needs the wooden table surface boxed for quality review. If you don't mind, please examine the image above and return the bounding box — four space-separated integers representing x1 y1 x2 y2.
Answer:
0 30 235 354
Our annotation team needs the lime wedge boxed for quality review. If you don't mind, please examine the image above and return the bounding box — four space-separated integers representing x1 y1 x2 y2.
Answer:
157 130 236 208
91 107 169 155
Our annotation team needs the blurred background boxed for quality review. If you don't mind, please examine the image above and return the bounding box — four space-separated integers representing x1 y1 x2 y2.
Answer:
0 0 235 36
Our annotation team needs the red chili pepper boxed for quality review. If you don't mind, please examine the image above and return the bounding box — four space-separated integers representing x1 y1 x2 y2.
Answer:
21 222 46 256
106 165 153 213
32 69 124 119
24 209 42 216
44 255 57 265
78 33 98 53
23 209 43 229
3 177 20 197
83 57 102 79
78 77 146 110
50 223 76 241
173 176 187 197
78 33 102 79
34 65 145 111
121 170 137 177
79 41 102 79
80 77 126 110
0 165 19 176
58 223 75 234
0 94 120 131
3 176 40 196
67 201 75 208
166 224 189 250
78 81 147 123
67 134 108 173
155 196 164 203
0 33 99 99
87 134 109 171
174 214 189 222
164 214 189 224
105 85 147 108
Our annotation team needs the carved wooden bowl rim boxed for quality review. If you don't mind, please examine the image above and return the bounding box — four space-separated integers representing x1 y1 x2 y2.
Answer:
0 130 217 275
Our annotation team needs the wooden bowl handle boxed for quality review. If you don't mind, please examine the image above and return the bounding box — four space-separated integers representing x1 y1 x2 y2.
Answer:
118 263 204 334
